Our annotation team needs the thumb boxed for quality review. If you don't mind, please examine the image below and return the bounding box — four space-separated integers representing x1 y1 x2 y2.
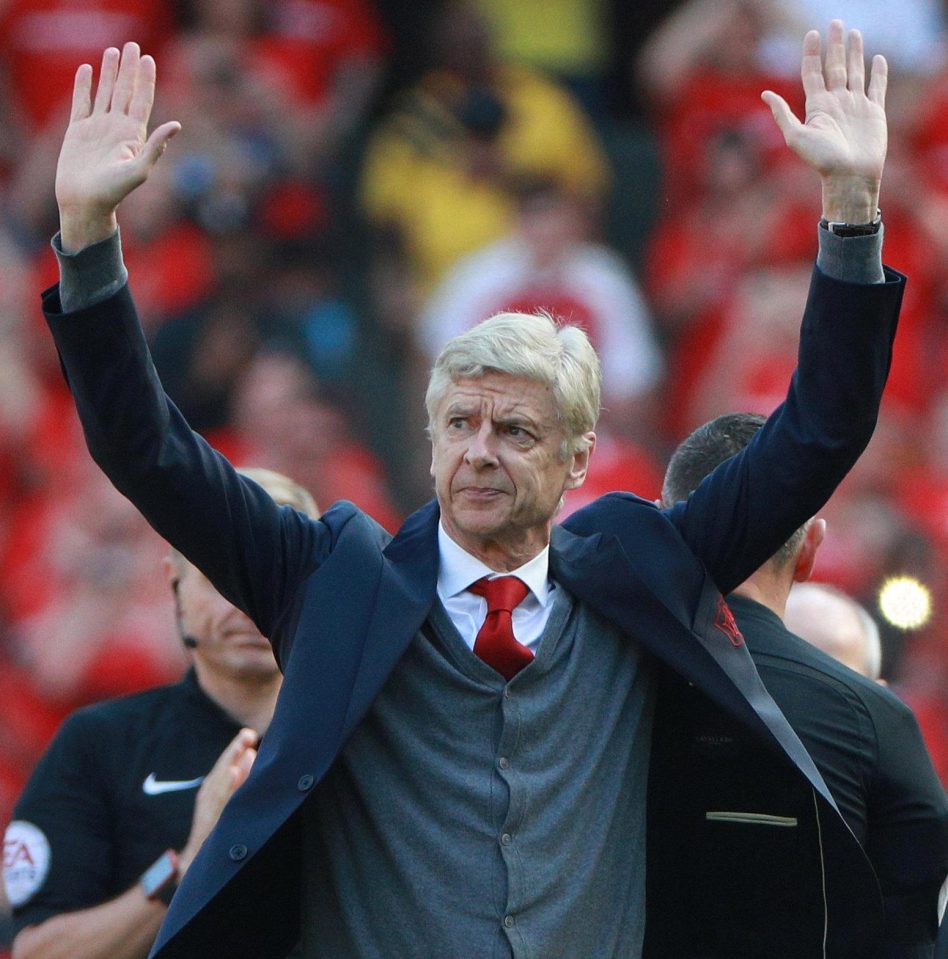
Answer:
761 90 800 143
138 120 181 171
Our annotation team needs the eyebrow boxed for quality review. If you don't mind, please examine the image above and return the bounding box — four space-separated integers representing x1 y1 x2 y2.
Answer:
442 401 546 433
443 402 477 419
496 414 540 431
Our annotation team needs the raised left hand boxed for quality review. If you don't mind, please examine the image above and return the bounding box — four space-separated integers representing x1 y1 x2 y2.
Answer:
762 20 887 223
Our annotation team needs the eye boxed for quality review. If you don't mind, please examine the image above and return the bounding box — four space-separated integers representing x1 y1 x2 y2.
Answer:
506 424 535 444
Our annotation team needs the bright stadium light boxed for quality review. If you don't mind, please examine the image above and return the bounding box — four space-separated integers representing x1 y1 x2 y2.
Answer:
877 576 932 631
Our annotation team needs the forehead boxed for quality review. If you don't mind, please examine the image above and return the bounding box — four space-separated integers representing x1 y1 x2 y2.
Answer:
436 374 557 422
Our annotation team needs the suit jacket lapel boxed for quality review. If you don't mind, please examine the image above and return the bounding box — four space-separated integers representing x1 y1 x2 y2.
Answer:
343 500 440 735
550 523 836 811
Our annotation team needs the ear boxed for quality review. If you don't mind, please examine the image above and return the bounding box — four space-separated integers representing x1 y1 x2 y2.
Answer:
564 432 596 491
793 518 826 583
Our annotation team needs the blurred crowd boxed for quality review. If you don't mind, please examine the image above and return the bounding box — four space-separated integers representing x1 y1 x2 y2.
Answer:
1 0 948 934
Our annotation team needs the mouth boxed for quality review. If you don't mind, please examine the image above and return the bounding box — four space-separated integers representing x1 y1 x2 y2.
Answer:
457 486 506 500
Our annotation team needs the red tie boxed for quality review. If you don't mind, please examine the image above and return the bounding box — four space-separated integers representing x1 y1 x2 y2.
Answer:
467 576 533 680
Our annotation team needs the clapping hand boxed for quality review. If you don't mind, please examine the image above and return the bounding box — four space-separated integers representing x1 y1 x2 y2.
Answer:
178 728 258 880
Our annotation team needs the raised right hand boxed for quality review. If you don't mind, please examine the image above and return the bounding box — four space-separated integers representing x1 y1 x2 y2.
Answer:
56 42 180 252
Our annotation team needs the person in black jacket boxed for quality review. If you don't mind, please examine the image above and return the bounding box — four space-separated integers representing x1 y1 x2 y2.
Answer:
663 411 948 956
3 469 317 959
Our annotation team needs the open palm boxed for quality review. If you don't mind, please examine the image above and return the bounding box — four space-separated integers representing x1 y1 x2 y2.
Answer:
55 43 180 248
763 22 887 198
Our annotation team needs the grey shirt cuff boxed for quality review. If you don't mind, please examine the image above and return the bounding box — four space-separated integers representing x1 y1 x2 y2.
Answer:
52 229 128 313
816 224 885 284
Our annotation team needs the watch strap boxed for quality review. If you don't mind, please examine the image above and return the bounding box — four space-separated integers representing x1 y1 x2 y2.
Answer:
140 848 179 906
819 209 882 237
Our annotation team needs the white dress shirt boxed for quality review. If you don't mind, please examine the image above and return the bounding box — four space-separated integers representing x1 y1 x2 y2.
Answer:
436 523 556 651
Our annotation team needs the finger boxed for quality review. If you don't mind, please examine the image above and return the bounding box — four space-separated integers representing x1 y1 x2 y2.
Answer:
761 90 802 144
230 747 257 792
227 727 258 754
867 53 888 108
111 41 141 114
824 19 847 91
846 28 865 93
129 53 157 123
800 29 825 99
70 64 94 122
138 120 181 170
92 47 120 114
205 727 256 780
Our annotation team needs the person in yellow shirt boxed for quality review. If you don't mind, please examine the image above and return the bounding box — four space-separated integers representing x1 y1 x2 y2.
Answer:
358 1 610 304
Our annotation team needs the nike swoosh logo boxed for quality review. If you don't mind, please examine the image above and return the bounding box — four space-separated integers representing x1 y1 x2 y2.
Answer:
142 773 205 796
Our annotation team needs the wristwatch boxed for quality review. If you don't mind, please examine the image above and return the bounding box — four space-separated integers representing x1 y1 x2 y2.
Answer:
140 849 179 906
819 209 882 237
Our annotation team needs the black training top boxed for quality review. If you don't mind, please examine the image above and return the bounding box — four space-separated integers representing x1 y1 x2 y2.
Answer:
3 670 241 934
728 594 948 902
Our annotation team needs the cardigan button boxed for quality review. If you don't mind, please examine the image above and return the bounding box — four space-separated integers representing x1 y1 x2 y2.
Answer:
228 844 248 862
298 774 315 791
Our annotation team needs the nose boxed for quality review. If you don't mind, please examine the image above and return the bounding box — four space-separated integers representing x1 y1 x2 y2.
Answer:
463 421 499 468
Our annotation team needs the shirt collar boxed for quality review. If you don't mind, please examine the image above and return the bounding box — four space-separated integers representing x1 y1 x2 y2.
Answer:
437 522 552 607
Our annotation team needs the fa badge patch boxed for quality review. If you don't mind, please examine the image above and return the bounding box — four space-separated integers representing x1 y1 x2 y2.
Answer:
3 820 51 907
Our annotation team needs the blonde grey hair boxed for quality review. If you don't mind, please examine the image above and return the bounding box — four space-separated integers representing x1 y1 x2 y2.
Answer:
425 311 601 455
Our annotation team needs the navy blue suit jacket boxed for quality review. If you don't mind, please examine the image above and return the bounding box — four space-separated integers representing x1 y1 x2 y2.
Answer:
43 264 905 958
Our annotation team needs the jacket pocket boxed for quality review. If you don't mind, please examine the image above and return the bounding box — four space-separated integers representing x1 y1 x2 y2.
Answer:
705 811 798 827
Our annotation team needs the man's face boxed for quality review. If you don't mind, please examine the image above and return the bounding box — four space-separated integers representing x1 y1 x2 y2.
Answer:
430 373 593 567
171 559 279 682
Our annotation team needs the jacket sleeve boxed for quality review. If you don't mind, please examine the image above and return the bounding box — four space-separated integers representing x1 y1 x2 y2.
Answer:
42 282 339 650
665 264 905 595
866 691 948 958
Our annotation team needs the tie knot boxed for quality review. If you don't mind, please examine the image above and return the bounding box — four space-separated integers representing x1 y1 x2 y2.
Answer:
467 576 529 613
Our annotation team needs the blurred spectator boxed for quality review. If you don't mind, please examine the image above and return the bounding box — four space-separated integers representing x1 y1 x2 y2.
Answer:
162 0 386 225
0 226 42 545
469 0 613 122
265 236 360 387
898 393 948 555
636 0 803 205
150 228 359 434
21 152 218 332
149 231 277 434
557 430 665 520
419 175 663 445
643 125 812 345
669 262 812 436
784 581 884 680
0 0 175 133
358 0 611 315
229 348 402 532
6 454 179 707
